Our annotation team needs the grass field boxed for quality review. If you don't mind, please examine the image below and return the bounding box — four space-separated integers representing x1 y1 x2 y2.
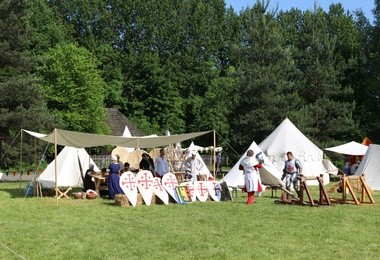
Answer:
1 181 380 260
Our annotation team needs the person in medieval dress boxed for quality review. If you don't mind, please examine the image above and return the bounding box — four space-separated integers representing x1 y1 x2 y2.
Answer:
239 150 263 205
108 155 124 200
281 151 302 194
184 150 203 181
83 164 96 192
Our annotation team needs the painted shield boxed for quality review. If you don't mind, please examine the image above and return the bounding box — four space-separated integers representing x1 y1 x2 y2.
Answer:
162 172 179 203
153 177 169 205
119 171 138 207
194 181 209 202
207 180 222 201
136 170 155 206
180 182 196 202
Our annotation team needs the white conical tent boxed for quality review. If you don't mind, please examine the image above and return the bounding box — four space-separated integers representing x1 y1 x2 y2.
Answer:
354 144 380 190
224 141 284 188
37 146 99 188
259 118 330 185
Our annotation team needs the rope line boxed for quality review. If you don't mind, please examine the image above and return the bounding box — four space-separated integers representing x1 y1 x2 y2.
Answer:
0 241 27 260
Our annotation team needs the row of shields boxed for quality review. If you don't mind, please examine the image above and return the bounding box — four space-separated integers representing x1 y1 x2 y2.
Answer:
119 170 222 206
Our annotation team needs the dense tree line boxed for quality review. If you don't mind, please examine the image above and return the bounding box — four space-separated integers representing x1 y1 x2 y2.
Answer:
0 0 379 167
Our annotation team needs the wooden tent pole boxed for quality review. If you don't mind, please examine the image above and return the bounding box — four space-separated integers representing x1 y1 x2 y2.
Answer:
54 128 58 205
19 130 23 192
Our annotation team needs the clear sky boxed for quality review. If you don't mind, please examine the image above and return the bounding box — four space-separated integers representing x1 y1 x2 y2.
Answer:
225 0 375 23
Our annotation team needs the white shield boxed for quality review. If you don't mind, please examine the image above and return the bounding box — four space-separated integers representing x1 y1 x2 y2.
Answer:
136 170 155 206
207 180 221 201
119 171 137 207
153 177 169 205
162 172 179 203
194 181 209 202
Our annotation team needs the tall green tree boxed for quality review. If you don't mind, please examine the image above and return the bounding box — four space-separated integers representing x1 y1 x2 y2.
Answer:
37 43 108 134
0 0 57 168
229 1 298 150
278 6 358 147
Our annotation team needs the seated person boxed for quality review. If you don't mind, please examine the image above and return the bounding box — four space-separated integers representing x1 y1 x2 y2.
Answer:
83 164 96 191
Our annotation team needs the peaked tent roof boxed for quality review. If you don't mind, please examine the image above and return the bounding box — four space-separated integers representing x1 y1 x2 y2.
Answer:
23 129 212 149
354 144 380 190
258 118 330 184
324 141 368 156
37 146 99 188
223 141 284 188
105 108 144 136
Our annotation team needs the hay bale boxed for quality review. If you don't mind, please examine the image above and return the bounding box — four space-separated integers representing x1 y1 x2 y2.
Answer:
115 194 129 207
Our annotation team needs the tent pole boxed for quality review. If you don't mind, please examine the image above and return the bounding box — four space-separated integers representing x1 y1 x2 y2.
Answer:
54 128 58 205
19 130 23 192
213 129 216 179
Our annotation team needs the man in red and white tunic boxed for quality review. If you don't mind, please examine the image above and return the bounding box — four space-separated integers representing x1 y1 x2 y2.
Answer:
239 150 263 205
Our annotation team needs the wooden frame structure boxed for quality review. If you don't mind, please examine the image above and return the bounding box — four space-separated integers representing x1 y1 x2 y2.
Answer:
338 174 375 205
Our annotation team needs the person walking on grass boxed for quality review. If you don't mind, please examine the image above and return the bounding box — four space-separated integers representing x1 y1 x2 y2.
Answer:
239 150 263 205
281 151 302 195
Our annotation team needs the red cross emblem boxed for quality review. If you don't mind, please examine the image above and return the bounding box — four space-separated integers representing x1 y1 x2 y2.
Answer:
137 172 153 190
121 173 136 191
163 175 178 189
153 178 164 191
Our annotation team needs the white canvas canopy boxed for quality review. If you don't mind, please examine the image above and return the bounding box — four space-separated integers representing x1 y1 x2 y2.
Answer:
37 146 99 188
259 118 330 185
354 144 380 190
223 141 284 188
325 141 368 156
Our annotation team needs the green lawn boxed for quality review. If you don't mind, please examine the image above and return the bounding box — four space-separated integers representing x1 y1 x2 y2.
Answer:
1 181 380 259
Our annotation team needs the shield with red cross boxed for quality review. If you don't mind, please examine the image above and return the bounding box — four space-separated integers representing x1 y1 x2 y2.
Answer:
136 170 154 206
119 171 137 207
207 180 221 201
194 181 209 202
153 177 169 205
162 172 179 203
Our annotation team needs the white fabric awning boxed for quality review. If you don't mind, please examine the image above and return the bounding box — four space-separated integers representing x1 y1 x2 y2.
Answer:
324 141 368 156
23 128 212 148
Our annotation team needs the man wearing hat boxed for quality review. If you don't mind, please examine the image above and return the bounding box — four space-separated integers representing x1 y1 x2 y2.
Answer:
184 151 203 181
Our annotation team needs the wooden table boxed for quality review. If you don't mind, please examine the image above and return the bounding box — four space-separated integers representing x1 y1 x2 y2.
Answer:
93 175 108 195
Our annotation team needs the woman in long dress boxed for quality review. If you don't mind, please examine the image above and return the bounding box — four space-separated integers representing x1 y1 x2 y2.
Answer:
239 150 263 205
108 155 124 200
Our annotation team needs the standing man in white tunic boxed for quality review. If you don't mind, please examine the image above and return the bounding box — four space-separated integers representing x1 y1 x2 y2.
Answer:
239 150 263 205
